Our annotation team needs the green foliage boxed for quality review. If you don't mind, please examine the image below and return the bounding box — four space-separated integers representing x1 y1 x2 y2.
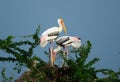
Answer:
0 26 120 82
66 41 98 82
0 25 41 73
1 68 14 82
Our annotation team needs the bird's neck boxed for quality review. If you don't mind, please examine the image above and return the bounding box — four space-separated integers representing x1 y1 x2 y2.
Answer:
54 46 61 53
58 22 63 33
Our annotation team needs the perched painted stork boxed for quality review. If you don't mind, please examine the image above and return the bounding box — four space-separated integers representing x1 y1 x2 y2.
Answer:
39 18 67 47
39 18 67 66
51 36 82 66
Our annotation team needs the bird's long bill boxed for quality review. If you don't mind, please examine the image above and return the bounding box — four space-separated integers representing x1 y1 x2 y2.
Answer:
62 23 68 35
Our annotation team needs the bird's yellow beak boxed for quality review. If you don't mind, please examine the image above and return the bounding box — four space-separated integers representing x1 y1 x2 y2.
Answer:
63 25 67 35
61 20 68 35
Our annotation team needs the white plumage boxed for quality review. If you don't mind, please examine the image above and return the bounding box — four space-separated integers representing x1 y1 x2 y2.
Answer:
39 18 67 47
39 18 67 66
56 36 81 48
51 36 82 66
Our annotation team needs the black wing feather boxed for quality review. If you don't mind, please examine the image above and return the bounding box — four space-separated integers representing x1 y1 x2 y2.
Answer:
48 31 59 36
56 37 70 46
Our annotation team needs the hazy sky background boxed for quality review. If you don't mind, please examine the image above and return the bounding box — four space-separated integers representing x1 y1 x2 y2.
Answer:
0 0 120 81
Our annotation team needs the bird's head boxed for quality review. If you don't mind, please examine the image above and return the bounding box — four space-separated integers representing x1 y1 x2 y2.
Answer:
78 37 81 41
58 18 68 35
71 37 82 48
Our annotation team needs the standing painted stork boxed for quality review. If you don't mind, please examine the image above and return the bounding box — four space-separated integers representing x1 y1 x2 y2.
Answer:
39 18 67 66
40 18 67 47
51 36 82 66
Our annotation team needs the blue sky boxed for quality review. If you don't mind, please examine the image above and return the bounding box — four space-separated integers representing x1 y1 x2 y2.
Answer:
0 0 120 80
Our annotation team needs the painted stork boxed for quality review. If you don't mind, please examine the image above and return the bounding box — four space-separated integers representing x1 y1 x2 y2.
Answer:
39 18 67 66
51 36 82 66
39 18 67 47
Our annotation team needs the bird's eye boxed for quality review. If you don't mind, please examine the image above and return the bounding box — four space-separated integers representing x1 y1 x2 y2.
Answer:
78 38 81 40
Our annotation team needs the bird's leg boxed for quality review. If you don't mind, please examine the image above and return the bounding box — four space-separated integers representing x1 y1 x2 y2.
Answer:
49 41 54 66
64 46 68 57
50 48 54 66
49 45 54 66
62 46 68 67
49 46 51 65
52 51 56 66
63 46 68 60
